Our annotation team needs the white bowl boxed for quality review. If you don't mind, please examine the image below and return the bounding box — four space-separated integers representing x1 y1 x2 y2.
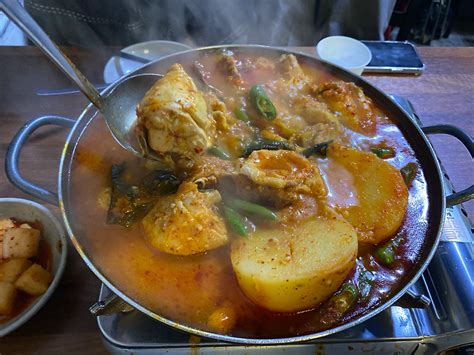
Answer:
103 40 193 83
0 198 67 337
316 36 372 75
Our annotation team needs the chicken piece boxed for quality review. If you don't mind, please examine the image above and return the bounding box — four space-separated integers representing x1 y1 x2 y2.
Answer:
254 57 275 71
292 95 338 125
204 92 237 132
191 156 238 188
272 112 308 138
136 64 215 159
279 54 306 83
271 54 311 99
142 182 229 256
240 150 327 199
312 81 377 136
296 122 342 147
217 50 242 87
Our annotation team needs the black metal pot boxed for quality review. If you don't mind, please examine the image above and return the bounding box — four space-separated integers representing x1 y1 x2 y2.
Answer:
5 46 473 344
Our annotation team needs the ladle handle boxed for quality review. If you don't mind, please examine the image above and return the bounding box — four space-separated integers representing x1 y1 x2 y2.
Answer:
5 116 76 206
0 0 103 109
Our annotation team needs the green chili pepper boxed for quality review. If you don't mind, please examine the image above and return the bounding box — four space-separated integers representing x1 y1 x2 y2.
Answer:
241 139 293 158
303 141 332 158
234 106 250 122
332 283 359 314
400 162 417 187
250 85 277 121
375 234 403 265
375 245 395 265
223 206 248 236
370 146 395 159
228 199 278 221
208 146 232 160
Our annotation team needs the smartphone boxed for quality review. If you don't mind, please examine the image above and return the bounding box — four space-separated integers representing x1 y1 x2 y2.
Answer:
361 41 425 74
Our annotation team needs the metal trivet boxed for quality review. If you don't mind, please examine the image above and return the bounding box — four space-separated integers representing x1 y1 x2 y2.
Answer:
96 96 474 354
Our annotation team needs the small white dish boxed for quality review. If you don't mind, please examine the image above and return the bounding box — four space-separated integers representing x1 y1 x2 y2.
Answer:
103 40 192 84
0 198 67 337
316 36 372 75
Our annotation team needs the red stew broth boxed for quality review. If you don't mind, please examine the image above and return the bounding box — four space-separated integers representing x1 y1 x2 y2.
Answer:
68 50 428 338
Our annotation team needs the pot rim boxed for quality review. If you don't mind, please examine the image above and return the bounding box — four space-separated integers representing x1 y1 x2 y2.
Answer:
57 44 446 344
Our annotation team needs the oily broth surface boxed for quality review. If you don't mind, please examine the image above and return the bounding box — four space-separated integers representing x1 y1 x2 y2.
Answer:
68 50 429 338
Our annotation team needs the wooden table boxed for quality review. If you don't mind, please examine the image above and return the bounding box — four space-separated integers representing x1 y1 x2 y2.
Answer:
0 46 472 354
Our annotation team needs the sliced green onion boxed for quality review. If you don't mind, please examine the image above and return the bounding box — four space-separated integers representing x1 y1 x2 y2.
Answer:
228 199 278 221
222 206 248 236
370 146 395 159
332 283 359 314
208 146 232 160
303 141 332 158
400 162 417 187
250 85 277 121
234 107 250 122
241 139 293 158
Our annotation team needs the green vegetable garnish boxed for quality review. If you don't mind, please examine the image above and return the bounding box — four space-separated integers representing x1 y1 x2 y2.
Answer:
250 85 277 121
241 139 293 158
370 146 395 159
234 106 250 122
303 141 332 158
223 206 248 236
228 199 278 221
208 146 232 160
375 245 395 265
332 283 359 314
375 234 403 265
400 162 417 187
106 164 180 227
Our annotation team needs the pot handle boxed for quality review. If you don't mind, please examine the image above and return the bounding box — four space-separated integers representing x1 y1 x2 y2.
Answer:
5 115 75 206
421 124 474 207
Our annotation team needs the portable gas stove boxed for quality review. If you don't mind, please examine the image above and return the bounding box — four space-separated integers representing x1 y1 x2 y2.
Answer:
94 96 474 354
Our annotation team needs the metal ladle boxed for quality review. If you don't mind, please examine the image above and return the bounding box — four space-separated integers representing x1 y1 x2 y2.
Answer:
1 0 161 159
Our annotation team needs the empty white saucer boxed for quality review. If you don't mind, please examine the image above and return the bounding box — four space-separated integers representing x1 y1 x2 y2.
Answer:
103 40 192 84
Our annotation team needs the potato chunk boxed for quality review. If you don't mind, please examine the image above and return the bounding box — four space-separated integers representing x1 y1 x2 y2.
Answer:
328 144 408 244
136 63 214 159
15 264 52 296
3 227 40 259
0 258 32 282
0 218 14 232
142 182 229 256
0 218 15 260
231 215 357 312
0 282 17 315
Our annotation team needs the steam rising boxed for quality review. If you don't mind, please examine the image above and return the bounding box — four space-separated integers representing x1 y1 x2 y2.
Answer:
24 0 393 47
143 0 319 46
